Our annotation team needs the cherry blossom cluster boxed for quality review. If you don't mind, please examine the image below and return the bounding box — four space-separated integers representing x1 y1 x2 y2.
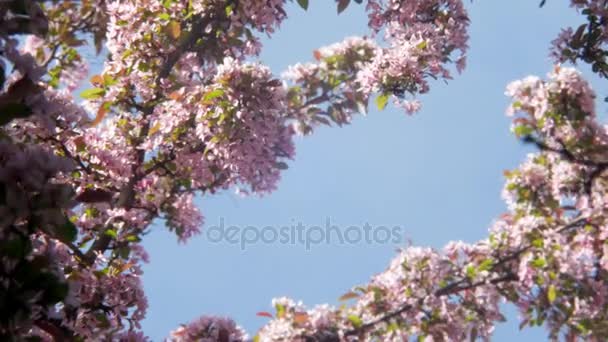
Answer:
11 0 608 341
251 66 608 340
161 57 295 194
1 0 298 338
283 37 378 134
505 66 607 162
1 1 149 339
168 315 247 342
550 1 608 77
1 3 85 338
101 0 288 103
282 0 470 134
254 244 503 341
358 0 469 113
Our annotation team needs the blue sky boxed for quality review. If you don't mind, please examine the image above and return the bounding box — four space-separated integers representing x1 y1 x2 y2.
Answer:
140 1 608 340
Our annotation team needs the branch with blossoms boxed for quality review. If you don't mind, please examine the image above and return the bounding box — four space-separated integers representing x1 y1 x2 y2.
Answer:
341 215 588 340
549 0 608 78
7 0 608 341
253 211 591 341
247 66 608 341
522 135 608 200
80 9 221 263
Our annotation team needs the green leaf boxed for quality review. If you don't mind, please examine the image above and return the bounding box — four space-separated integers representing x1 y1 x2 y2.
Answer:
118 246 130 259
337 0 350 14
56 219 78 243
375 93 389 111
158 13 171 20
80 87 106 100
204 89 225 101
296 0 308 10
85 207 99 218
478 258 494 272
96 312 111 328
167 162 178 172
225 4 234 16
103 74 117 86
416 40 428 50
531 257 546 268
138 62 150 72
104 229 118 239
513 125 534 137
466 265 477 279
575 320 590 334
0 102 33 126
347 314 362 328
547 284 557 303
178 178 192 189
275 303 285 318
125 235 141 242
386 321 399 332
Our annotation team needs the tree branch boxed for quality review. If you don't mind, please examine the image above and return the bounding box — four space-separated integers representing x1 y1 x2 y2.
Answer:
82 2 238 263
341 216 588 337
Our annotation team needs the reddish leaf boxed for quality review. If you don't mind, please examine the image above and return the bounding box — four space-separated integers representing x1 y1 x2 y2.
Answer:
76 189 113 203
315 116 331 126
73 136 87 152
90 74 104 87
337 0 350 14
91 102 110 126
313 50 322 61
94 29 105 54
256 312 273 318
167 21 181 39
266 79 283 87
148 122 161 136
294 312 309 324
339 291 360 301
0 77 41 106
218 328 230 342
513 117 532 125
168 91 183 101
